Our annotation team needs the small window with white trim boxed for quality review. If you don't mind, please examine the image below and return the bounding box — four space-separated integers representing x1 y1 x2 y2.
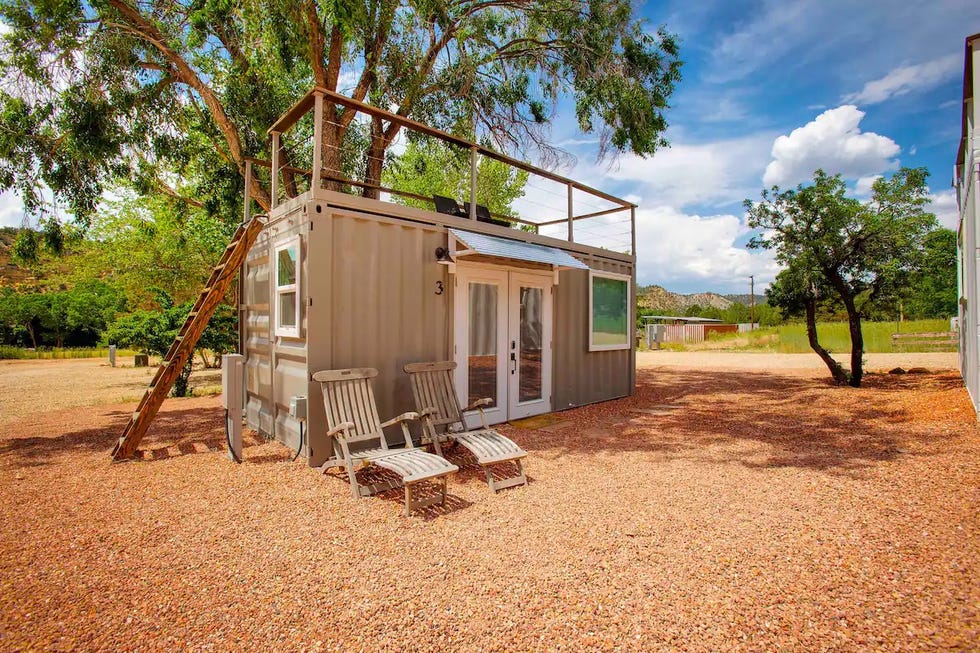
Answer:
589 270 631 351
274 238 300 337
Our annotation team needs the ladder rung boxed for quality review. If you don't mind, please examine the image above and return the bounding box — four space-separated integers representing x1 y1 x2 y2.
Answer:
226 240 241 250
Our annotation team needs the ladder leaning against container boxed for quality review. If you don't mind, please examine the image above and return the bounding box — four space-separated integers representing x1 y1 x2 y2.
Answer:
110 214 266 461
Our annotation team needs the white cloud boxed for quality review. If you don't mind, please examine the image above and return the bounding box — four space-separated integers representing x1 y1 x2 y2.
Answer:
0 191 24 228
763 105 900 187
632 205 779 292
842 54 960 105
590 133 774 209
928 189 959 230
854 175 882 197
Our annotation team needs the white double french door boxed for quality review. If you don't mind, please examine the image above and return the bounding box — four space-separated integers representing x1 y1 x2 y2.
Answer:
454 265 553 426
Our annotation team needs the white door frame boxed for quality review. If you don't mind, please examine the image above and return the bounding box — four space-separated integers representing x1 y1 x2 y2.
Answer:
453 266 509 426
453 262 553 426
507 271 553 420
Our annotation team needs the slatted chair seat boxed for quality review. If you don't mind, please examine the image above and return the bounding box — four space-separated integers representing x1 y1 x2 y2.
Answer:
455 431 527 465
313 368 458 515
404 361 528 493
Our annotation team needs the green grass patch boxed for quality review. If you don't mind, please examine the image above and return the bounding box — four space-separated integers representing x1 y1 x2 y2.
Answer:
679 319 953 353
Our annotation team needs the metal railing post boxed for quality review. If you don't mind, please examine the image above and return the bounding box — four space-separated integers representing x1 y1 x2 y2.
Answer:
567 183 574 242
630 205 636 257
311 93 324 193
469 146 478 220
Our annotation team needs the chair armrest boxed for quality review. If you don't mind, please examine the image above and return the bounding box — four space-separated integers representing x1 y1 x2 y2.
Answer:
418 406 438 419
380 411 420 429
327 421 355 437
463 398 493 412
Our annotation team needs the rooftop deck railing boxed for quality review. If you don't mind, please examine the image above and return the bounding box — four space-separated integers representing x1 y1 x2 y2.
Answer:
251 87 637 256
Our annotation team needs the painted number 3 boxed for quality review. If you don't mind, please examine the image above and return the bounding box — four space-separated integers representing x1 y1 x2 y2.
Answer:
435 281 444 295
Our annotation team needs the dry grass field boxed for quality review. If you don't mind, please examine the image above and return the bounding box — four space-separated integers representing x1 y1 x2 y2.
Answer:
0 354 977 651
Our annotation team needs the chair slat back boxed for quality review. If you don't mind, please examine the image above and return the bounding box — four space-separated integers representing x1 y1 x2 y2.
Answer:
404 361 464 429
312 368 384 445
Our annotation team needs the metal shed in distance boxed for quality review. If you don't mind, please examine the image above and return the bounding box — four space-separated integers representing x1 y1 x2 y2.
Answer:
242 88 639 466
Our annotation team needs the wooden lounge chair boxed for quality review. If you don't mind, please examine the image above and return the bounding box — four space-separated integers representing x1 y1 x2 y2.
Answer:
312 368 458 516
403 361 528 492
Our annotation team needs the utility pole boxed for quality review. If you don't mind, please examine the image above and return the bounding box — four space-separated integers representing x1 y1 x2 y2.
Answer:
749 275 755 330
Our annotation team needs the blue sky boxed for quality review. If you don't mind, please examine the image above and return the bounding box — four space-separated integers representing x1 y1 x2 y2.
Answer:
1 2 977 296
550 0 979 294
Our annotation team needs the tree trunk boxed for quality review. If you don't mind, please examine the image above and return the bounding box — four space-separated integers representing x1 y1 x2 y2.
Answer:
362 116 385 200
320 116 346 193
25 321 37 349
805 296 850 385
843 297 864 387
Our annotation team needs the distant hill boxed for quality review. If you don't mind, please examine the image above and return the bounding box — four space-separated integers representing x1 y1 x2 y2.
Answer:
638 285 732 313
0 227 36 289
723 293 764 306
637 285 767 314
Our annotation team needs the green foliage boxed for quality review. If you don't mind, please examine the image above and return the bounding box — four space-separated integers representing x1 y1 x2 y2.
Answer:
0 282 126 348
904 228 957 319
746 168 937 386
104 295 239 395
196 304 238 368
383 139 528 216
49 192 236 308
0 0 681 225
11 229 39 265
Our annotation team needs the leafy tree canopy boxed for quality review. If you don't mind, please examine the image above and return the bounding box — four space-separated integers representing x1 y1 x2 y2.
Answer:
382 138 528 215
747 168 937 386
0 0 682 227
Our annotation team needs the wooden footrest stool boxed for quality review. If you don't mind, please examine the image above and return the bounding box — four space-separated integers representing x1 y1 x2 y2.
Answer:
371 449 459 516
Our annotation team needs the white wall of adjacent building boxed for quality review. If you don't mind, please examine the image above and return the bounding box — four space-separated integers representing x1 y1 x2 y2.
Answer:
956 36 980 419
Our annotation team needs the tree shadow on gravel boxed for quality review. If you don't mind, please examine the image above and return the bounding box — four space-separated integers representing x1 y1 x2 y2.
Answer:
0 405 266 468
509 368 965 477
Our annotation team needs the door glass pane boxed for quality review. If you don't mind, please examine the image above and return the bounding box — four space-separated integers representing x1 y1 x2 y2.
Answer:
468 282 497 407
519 287 543 402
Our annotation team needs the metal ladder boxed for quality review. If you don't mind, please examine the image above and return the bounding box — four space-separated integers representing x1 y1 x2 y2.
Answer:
110 216 266 461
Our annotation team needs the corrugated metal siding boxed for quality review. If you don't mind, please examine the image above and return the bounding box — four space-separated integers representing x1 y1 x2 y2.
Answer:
244 232 273 435
304 207 451 467
553 256 635 410
243 202 309 446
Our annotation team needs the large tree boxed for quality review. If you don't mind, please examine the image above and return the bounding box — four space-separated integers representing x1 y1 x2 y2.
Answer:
746 168 937 387
0 0 681 227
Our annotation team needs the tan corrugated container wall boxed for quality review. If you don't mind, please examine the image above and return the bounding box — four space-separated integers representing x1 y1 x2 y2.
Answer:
304 206 451 467
553 257 634 409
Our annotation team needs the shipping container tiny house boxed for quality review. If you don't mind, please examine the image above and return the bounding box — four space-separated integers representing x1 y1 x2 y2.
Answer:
242 88 638 467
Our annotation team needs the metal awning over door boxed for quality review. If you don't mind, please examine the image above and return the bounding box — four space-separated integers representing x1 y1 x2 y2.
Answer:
448 229 588 270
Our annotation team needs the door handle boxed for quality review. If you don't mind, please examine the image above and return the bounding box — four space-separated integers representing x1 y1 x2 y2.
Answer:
510 352 516 374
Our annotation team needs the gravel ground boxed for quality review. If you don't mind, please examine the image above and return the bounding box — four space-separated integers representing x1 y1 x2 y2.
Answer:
1 359 978 650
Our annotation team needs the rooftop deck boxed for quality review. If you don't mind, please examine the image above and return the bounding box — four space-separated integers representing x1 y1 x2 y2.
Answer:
246 87 636 258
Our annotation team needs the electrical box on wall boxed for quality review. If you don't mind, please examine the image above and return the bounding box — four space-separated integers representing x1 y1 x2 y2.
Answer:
289 395 307 421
